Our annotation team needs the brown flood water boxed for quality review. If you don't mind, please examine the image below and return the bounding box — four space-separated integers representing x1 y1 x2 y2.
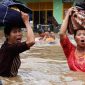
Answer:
0 32 85 85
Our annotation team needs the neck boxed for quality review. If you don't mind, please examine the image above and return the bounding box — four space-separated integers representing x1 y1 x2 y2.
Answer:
76 46 85 52
7 39 15 44
75 46 85 59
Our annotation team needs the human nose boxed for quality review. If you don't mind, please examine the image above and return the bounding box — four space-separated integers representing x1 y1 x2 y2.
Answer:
80 34 85 38
17 31 22 36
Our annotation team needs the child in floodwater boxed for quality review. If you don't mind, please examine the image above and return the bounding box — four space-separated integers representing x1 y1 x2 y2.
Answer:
35 30 46 43
0 11 35 77
59 7 85 72
45 31 55 43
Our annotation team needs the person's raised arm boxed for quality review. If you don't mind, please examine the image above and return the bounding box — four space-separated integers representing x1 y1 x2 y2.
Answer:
59 7 75 40
21 12 35 47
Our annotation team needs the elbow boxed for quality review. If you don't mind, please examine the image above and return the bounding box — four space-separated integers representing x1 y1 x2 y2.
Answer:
31 41 35 46
29 40 35 46
59 31 65 36
59 31 66 41
26 40 35 47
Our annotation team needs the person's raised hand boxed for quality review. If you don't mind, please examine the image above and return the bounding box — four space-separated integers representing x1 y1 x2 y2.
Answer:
21 11 30 24
66 7 77 16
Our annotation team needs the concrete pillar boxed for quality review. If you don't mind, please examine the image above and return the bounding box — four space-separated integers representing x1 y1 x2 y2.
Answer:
53 0 63 24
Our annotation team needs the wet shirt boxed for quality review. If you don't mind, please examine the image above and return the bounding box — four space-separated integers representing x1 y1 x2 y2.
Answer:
0 41 29 77
60 36 85 72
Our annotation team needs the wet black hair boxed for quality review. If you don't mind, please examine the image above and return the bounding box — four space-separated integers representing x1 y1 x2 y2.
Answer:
75 2 85 10
4 25 21 37
74 28 85 37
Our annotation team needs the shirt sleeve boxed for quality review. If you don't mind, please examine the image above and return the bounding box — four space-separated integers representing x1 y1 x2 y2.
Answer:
7 42 30 54
60 36 74 58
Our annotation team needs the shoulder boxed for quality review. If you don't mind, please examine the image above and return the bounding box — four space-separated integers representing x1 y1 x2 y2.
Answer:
60 35 75 49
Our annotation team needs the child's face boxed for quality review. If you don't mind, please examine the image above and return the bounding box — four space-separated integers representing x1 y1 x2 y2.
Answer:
39 32 45 37
8 28 22 44
75 30 85 47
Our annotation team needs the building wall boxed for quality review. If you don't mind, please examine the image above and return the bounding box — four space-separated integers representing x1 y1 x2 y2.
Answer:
19 0 53 4
27 2 53 11
18 0 84 25
63 2 73 19
53 0 74 24
53 0 63 24
26 0 53 2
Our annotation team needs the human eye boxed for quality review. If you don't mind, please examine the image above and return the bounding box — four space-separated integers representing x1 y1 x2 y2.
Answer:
76 33 81 36
83 33 85 36
11 30 16 33
18 29 21 32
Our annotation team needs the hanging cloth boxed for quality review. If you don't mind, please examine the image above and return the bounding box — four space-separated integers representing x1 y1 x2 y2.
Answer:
67 2 85 34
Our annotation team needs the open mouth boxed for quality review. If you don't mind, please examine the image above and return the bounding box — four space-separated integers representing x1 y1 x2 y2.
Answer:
16 38 21 42
81 40 85 42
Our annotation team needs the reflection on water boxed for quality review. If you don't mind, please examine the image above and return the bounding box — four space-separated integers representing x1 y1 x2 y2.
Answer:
0 35 85 85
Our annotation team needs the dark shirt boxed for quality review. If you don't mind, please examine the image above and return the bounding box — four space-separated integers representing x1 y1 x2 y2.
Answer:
0 41 29 77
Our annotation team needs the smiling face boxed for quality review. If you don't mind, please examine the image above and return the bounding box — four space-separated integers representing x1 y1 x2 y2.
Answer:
74 30 85 47
7 27 22 44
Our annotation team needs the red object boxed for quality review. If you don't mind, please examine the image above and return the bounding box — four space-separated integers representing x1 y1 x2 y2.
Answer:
60 36 85 72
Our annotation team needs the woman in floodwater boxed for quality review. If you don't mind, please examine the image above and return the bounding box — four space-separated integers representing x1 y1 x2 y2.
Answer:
59 7 85 72
0 11 35 77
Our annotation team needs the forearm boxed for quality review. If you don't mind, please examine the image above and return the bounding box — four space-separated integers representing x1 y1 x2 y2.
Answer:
25 22 35 47
59 13 70 36
21 11 35 47
59 7 74 39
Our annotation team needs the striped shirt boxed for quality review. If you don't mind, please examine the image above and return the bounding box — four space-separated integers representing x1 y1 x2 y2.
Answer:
0 41 29 77
10 55 21 76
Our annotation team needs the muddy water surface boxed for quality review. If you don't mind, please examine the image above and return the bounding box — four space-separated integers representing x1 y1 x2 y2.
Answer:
0 32 85 85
